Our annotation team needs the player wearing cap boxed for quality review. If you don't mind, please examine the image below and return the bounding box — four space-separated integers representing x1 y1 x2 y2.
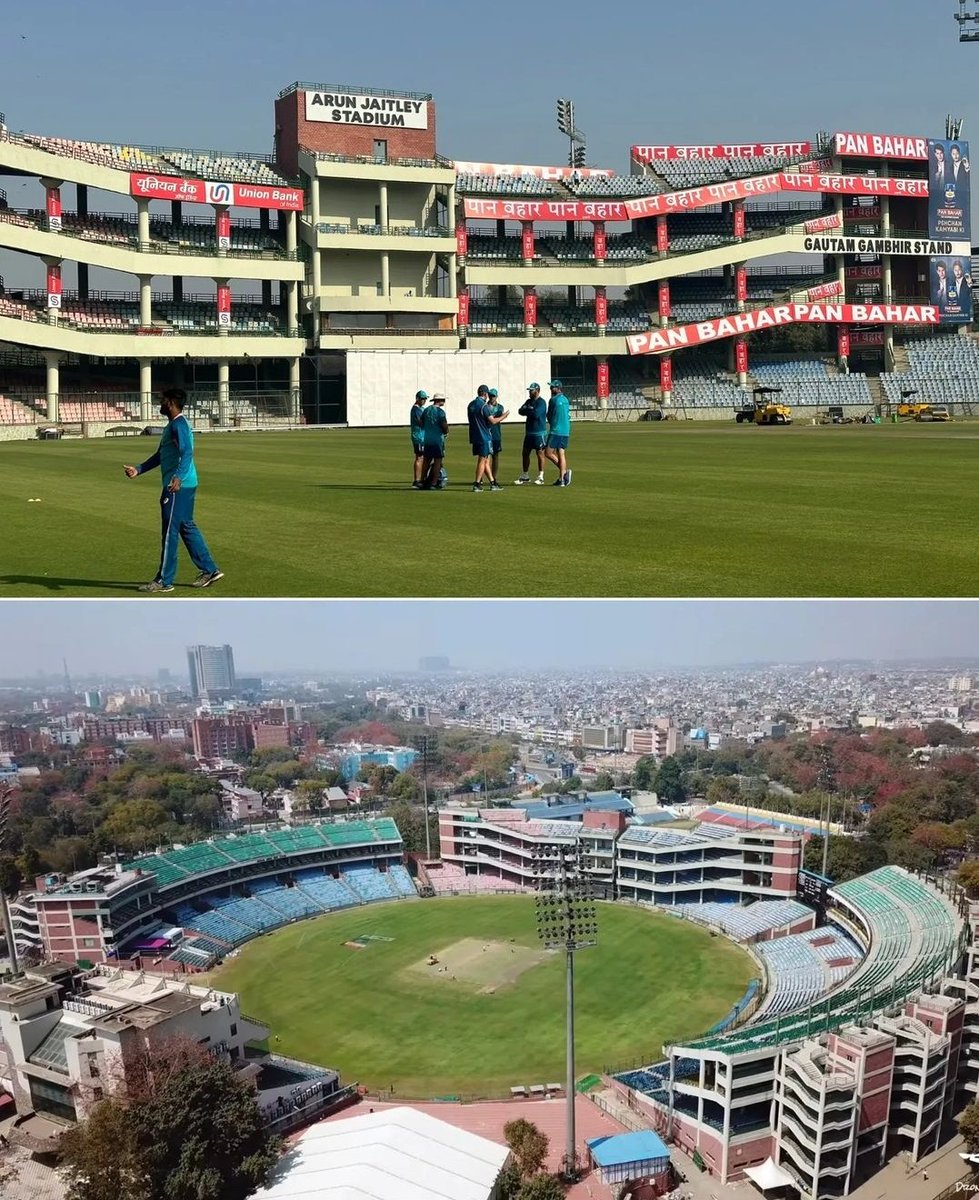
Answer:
515 382 548 484
543 379 572 487
467 384 508 492
410 390 429 489
488 387 505 481
420 394 448 489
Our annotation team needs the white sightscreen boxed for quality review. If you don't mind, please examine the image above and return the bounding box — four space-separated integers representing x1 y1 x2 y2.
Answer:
346 349 552 428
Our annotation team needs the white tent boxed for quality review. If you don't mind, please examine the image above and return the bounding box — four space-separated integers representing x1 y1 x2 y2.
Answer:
257 1105 510 1200
744 1157 795 1191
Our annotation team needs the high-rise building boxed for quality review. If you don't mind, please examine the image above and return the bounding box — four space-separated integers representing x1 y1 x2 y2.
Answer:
419 656 450 672
186 645 236 699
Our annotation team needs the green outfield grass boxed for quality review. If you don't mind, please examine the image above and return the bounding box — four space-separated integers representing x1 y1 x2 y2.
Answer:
1 421 977 596
207 895 753 1097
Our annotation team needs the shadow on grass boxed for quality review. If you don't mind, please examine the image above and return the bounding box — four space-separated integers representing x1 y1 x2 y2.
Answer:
0 575 163 593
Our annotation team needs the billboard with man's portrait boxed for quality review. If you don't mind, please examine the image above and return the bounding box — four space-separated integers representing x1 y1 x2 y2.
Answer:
928 138 971 240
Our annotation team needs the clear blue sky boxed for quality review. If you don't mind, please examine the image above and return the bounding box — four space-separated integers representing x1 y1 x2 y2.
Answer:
4 600 977 676
1 0 974 170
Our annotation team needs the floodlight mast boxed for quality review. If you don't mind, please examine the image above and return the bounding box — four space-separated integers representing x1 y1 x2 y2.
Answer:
0 785 18 974
956 1 979 40
533 840 598 1181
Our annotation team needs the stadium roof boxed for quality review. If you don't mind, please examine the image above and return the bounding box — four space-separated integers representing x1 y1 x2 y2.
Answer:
586 1129 669 1168
256 1106 510 1200
523 792 632 821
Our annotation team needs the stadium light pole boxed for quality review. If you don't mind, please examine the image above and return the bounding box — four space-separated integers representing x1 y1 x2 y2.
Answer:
412 734 434 860
0 785 19 975
955 1 979 40
533 841 598 1182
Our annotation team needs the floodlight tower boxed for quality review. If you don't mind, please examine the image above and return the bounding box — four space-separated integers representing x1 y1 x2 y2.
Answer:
0 785 18 974
412 734 435 859
955 1 979 40
556 99 587 169
533 840 598 1181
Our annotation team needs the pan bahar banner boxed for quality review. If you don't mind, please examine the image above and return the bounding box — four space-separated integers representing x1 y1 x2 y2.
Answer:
929 255 973 323
928 139 971 240
625 302 939 355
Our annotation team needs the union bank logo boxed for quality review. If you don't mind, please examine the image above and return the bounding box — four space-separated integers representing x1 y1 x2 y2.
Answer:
205 182 233 205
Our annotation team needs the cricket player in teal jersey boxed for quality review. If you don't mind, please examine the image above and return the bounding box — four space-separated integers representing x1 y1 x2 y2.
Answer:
124 388 222 592
420 393 448 489
543 379 572 487
488 387 505 482
515 382 548 484
410 389 429 489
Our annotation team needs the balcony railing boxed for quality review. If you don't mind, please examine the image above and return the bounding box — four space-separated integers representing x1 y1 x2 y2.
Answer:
0 208 298 260
314 221 450 238
300 143 452 170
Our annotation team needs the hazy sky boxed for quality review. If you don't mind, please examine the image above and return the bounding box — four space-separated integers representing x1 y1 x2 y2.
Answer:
1 0 973 171
1 601 977 677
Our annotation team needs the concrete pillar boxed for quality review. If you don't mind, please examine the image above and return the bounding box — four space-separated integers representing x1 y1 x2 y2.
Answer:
138 276 152 327
216 279 230 338
285 210 297 256
45 352 59 422
287 280 299 332
215 204 229 258
217 360 230 426
312 240 322 295
289 357 301 421
137 199 150 248
880 196 891 237
139 359 153 422
448 252 458 299
380 253 390 297
379 182 389 231
883 256 893 301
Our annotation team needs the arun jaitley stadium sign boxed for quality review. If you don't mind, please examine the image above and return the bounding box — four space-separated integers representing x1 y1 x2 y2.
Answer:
305 90 428 128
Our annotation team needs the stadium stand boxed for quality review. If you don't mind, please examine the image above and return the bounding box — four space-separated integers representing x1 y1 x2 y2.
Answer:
563 175 666 197
456 173 554 196
669 899 814 942
683 866 959 1056
881 332 979 409
752 360 874 408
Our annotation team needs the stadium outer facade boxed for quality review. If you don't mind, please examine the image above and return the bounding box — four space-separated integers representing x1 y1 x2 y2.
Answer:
0 85 971 430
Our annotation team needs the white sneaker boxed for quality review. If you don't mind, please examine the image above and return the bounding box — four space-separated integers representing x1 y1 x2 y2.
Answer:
514 474 530 485
533 476 545 485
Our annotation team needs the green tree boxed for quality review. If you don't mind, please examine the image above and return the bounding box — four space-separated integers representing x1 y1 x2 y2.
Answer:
923 720 967 747
958 861 979 898
61 1098 148 1200
516 1175 566 1200
632 756 657 790
591 772 616 792
244 774 278 804
653 757 687 804
503 1118 549 1178
495 1161 522 1200
705 777 740 806
62 1039 280 1200
960 1102 979 1156
0 854 23 897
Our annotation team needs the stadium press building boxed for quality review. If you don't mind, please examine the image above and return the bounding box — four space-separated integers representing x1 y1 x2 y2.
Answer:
0 84 975 432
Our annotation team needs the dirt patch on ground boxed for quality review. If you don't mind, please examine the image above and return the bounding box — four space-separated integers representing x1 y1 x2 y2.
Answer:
406 937 550 994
